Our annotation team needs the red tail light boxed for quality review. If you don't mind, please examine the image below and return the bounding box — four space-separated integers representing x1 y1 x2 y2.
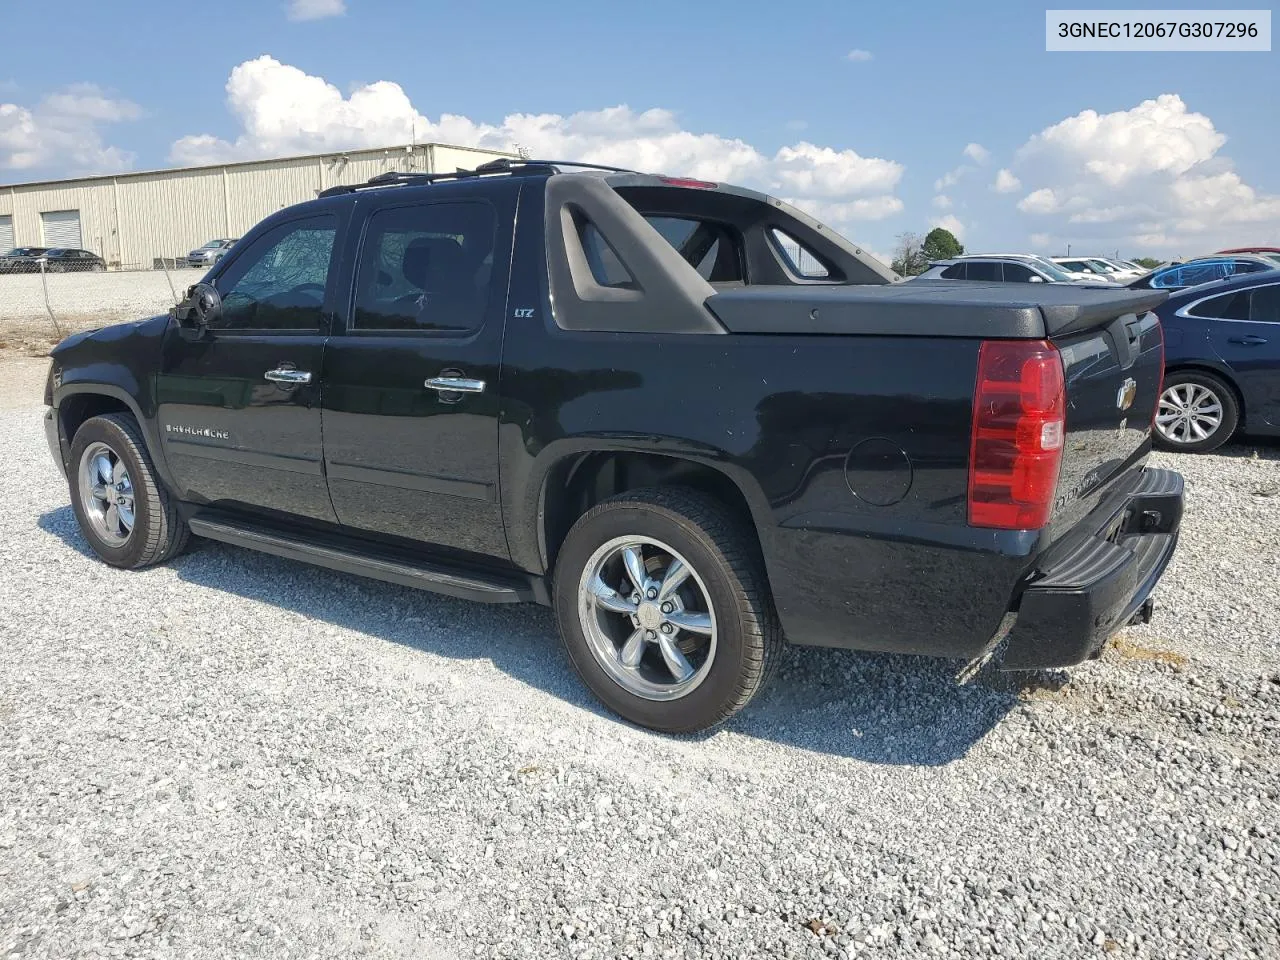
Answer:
658 176 717 189
968 339 1066 530
1152 317 1165 427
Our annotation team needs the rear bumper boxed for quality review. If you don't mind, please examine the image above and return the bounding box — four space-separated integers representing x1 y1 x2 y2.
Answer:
1000 467 1184 670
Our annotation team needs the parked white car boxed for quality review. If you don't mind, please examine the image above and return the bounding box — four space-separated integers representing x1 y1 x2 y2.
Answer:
1094 257 1148 280
1051 257 1125 283
915 255 1083 284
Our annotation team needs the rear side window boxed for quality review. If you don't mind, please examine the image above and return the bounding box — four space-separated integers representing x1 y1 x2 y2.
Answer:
352 201 496 333
966 261 1001 282
579 221 637 289
1186 291 1250 320
1251 285 1280 323
940 263 966 279
769 228 830 279
1002 262 1037 282
645 216 742 282
1235 259 1267 274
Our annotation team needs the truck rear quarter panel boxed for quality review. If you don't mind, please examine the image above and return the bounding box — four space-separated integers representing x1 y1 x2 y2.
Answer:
498 320 1032 659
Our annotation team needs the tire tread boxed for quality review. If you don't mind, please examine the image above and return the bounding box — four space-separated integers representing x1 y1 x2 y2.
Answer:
78 413 188 567
557 486 781 732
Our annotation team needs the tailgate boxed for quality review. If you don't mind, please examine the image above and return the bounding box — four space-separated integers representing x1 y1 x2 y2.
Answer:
1047 308 1165 538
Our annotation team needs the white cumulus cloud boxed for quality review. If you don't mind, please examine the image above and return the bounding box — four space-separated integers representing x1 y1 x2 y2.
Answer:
930 214 965 240
932 194 952 209
287 0 345 20
1017 187 1061 214
171 56 907 233
1005 94 1279 254
963 142 989 164
845 49 874 62
0 83 140 174
993 168 1020 193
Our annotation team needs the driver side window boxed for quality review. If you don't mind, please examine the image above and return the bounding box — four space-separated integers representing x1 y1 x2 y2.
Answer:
213 215 337 331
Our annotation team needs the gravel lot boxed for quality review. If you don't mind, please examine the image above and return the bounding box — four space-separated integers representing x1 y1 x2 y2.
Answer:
1 378 1278 959
0 271 186 355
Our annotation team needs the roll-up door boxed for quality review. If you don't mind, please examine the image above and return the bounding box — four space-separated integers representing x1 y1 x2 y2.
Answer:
0 215 13 252
40 210 82 248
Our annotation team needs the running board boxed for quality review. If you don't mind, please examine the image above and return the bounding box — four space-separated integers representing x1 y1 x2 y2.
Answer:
187 514 533 604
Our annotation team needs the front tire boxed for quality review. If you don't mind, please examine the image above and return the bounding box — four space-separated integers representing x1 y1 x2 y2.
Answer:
554 488 780 733
69 413 189 568
1154 371 1239 453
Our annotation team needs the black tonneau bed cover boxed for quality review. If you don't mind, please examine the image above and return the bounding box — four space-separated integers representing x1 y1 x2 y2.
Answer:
705 281 1168 339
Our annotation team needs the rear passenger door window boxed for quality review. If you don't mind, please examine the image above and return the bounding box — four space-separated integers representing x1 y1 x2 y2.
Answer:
966 261 1001 282
1187 291 1250 320
1002 262 1037 282
940 262 967 279
352 201 496 334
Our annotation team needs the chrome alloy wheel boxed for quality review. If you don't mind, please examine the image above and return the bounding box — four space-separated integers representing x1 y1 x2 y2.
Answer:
1156 382 1224 445
577 535 718 701
78 441 136 546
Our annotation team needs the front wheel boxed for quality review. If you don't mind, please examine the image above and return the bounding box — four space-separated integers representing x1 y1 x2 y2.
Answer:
1153 371 1239 453
69 413 189 568
554 488 780 733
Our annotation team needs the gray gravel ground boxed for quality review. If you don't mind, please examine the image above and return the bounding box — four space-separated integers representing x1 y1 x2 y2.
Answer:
1 401 1277 960
0 271 182 325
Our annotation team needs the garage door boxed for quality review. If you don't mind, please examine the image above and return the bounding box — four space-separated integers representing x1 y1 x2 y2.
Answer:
40 210 82 248
0 215 13 252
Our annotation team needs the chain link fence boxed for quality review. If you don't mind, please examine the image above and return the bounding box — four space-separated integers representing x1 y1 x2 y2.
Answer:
0 262 194 354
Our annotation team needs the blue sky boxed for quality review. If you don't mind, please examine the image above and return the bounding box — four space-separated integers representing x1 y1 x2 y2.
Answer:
1 0 1276 259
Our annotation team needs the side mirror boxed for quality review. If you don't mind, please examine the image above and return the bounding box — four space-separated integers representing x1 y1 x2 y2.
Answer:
1028 274 1045 283
171 282 221 336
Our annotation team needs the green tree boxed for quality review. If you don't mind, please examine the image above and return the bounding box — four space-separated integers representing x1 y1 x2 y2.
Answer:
921 227 964 262
1132 257 1162 269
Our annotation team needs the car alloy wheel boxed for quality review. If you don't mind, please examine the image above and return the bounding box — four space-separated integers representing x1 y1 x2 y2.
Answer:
1156 382 1223 446
577 535 717 701
77 441 136 546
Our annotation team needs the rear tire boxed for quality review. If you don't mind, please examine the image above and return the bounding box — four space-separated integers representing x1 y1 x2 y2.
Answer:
69 413 189 569
553 487 780 733
1153 370 1238 453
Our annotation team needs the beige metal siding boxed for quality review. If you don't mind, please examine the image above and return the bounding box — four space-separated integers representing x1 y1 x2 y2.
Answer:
115 168 227 266
1 183 115 261
0 143 514 269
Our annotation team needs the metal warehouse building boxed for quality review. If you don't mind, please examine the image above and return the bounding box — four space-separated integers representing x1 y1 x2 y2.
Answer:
0 142 514 269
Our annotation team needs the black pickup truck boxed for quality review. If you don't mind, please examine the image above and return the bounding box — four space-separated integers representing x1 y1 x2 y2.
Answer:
43 159 1184 733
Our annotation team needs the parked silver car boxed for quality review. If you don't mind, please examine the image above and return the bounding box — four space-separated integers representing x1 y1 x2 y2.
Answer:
183 238 238 269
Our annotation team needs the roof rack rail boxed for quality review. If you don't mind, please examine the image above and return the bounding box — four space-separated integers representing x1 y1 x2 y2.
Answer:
317 157 640 198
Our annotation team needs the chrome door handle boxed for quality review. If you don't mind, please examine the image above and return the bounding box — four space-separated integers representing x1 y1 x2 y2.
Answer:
1228 335 1268 346
264 368 312 384
425 376 485 394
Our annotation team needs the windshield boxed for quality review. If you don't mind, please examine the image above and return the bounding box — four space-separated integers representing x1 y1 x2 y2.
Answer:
201 240 225 249
1087 259 1118 273
1027 257 1074 282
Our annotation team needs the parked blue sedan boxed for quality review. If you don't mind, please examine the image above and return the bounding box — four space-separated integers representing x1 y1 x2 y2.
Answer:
1155 271 1280 452
1133 256 1275 291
